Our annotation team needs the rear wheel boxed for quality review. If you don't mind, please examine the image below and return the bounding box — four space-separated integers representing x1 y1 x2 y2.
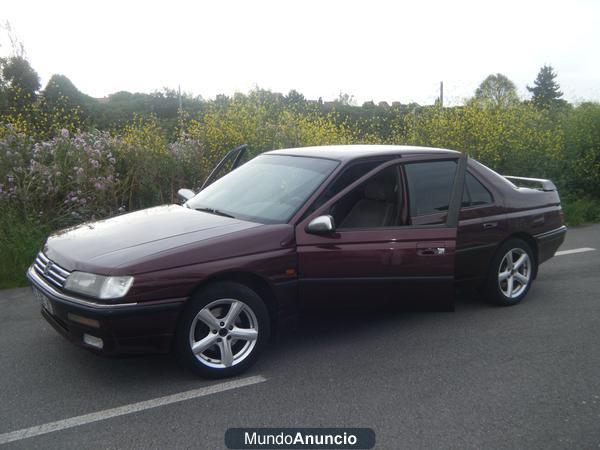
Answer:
484 238 535 306
176 282 270 378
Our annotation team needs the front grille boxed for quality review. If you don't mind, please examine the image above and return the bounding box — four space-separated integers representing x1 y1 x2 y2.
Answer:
33 252 71 289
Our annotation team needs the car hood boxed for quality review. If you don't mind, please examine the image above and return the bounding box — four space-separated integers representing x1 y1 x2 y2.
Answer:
45 205 262 274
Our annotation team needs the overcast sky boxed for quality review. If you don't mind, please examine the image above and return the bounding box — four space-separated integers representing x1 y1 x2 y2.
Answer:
1 0 599 106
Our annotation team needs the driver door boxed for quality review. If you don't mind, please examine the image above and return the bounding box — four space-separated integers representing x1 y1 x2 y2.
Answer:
200 144 249 190
295 154 467 312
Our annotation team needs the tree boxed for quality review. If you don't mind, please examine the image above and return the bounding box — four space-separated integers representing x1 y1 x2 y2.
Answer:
1 56 40 108
43 74 88 106
473 73 519 108
285 89 305 105
527 65 565 109
335 92 356 106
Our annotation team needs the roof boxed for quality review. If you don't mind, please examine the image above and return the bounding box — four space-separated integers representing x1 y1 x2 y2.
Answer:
264 145 460 161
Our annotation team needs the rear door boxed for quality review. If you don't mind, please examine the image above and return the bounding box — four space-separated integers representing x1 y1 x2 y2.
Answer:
295 154 467 311
456 166 505 283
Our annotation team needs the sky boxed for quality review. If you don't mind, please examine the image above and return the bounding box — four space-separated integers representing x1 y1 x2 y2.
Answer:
1 0 599 106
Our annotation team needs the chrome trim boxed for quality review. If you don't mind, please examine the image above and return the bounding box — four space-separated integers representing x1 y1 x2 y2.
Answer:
33 252 70 288
306 215 335 234
28 266 137 309
534 225 567 240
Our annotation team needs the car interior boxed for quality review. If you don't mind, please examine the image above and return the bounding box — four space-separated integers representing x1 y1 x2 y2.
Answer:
330 166 404 229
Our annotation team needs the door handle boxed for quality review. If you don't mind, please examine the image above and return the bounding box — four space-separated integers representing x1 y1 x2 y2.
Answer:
483 222 498 229
417 247 446 256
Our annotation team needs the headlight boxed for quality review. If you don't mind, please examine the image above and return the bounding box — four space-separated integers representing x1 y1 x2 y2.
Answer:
64 272 134 299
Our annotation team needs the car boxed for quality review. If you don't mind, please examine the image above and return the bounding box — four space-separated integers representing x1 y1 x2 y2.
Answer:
27 145 567 378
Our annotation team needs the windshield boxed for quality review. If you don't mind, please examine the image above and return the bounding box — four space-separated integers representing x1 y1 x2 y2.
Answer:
187 154 339 223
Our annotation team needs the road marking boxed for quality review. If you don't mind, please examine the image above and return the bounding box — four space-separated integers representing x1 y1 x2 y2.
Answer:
0 375 266 445
555 247 596 256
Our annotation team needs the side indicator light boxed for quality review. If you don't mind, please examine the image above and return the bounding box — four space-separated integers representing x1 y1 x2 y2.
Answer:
68 313 100 328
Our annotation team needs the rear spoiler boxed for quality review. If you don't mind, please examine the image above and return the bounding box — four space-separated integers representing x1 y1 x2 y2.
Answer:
503 176 556 192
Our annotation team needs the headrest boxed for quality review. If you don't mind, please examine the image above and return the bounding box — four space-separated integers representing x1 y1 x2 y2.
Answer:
364 180 395 202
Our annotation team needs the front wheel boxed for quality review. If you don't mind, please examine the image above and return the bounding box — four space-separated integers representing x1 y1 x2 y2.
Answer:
484 238 535 306
176 282 270 378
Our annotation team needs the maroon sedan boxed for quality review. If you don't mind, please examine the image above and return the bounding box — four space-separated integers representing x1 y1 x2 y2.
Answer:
28 145 566 378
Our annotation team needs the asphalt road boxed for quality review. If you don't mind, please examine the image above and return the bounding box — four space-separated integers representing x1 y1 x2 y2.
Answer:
0 224 599 449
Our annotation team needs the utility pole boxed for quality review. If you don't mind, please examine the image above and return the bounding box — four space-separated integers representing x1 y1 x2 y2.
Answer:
439 81 444 108
177 84 184 139
178 84 183 112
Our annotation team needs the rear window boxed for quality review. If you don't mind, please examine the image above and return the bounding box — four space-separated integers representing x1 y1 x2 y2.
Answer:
404 160 457 216
462 172 493 206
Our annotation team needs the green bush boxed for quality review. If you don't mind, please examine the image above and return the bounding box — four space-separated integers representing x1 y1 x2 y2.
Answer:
0 125 121 226
0 211 52 288
561 197 600 226
560 103 600 198
1 90 600 289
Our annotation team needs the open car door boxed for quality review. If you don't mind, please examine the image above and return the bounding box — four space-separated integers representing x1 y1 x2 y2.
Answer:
295 153 467 312
200 144 249 191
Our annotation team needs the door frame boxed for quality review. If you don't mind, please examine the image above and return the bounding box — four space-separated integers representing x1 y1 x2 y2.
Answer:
295 153 468 239
200 144 248 191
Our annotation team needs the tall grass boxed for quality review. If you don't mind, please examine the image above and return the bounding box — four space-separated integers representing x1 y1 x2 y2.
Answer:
0 212 52 288
562 197 600 226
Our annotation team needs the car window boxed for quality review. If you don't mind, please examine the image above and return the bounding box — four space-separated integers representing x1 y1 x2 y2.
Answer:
404 160 457 218
187 155 338 224
329 165 402 229
462 172 493 207
304 159 385 218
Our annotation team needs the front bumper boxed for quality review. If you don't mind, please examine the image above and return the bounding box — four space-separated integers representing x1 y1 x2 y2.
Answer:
27 266 186 355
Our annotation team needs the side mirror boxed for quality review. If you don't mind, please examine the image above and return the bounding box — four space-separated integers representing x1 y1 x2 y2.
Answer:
177 188 195 203
306 215 335 234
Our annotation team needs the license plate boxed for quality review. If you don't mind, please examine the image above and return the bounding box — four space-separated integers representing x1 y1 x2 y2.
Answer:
33 288 54 315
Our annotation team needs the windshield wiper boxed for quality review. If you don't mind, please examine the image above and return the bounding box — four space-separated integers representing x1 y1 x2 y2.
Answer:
194 207 236 219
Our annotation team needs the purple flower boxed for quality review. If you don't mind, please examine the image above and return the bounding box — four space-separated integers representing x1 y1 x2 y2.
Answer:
94 181 106 191
61 129 69 138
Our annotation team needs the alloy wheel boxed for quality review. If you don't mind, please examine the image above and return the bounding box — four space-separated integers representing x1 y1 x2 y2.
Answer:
498 248 531 299
188 298 259 369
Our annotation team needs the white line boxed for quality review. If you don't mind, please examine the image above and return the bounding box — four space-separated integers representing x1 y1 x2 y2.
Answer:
0 375 266 445
555 247 596 256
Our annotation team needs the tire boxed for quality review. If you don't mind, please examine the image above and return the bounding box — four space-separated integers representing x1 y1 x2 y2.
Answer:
484 238 536 306
176 281 270 378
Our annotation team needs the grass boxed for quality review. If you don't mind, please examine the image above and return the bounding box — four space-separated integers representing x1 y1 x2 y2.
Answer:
561 197 600 226
0 197 598 289
0 212 53 289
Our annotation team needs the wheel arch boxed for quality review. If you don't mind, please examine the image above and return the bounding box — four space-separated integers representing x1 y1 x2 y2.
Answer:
187 271 279 328
501 232 539 278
